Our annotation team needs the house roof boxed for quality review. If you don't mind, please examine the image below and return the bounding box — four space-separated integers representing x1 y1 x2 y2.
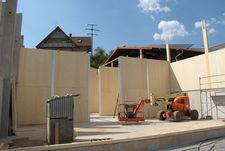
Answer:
70 37 92 47
104 44 204 65
36 26 77 49
36 26 91 52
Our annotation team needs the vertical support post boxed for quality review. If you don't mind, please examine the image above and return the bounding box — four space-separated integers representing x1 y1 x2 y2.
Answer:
118 57 123 104
209 92 213 118
87 53 90 121
165 37 171 62
202 19 211 89
11 14 22 133
140 49 143 59
51 50 56 96
215 92 219 120
146 61 150 99
0 0 18 138
206 90 208 116
98 68 102 115
146 61 150 118
12 13 22 78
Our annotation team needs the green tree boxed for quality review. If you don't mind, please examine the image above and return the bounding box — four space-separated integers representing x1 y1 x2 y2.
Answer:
91 47 108 68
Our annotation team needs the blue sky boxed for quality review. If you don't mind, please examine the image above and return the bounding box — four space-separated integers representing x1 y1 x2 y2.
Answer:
17 0 225 53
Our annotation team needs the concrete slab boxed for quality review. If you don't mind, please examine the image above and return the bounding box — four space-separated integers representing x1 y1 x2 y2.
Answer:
4 114 225 150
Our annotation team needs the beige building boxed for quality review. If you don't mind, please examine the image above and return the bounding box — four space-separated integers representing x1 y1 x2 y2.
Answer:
96 46 225 118
15 44 225 126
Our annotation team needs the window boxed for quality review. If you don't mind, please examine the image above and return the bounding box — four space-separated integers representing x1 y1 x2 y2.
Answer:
179 99 185 104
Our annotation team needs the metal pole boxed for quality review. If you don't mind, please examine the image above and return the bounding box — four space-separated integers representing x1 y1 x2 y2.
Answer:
216 105 218 120
199 77 203 118
215 92 219 119
206 90 208 116
210 92 213 118
85 24 99 56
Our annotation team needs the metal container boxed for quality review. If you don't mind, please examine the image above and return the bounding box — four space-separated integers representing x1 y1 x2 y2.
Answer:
47 95 74 119
47 94 79 144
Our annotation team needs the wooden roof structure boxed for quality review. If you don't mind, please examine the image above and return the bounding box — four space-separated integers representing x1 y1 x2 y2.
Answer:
104 44 204 66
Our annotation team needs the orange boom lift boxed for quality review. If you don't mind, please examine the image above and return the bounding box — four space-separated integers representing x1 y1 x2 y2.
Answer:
155 94 199 122
118 99 150 123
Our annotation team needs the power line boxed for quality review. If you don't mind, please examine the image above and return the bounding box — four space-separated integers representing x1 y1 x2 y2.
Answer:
85 24 99 56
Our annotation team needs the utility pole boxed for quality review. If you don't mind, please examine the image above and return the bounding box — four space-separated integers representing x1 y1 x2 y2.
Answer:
85 24 99 56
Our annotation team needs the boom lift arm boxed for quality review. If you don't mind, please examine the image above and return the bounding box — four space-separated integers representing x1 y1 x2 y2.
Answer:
134 99 150 114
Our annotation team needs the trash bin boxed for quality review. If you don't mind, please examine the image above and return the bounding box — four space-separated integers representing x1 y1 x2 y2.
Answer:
47 94 79 144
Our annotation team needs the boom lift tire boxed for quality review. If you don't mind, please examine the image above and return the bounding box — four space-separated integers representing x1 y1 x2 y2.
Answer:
173 111 182 122
190 109 199 120
157 110 166 121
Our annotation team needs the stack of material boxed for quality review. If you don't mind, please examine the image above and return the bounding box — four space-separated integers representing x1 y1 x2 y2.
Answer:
0 142 9 150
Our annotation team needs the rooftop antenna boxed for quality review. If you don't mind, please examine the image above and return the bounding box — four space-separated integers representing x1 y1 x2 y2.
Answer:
85 24 99 56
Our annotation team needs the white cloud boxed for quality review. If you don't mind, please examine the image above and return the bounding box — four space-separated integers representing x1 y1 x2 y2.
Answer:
138 0 171 14
153 20 189 41
208 28 216 35
223 13 225 16
209 17 225 25
194 21 202 28
153 33 161 40
210 17 217 23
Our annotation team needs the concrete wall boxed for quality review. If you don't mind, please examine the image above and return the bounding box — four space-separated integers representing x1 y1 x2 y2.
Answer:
16 48 89 125
170 48 225 92
90 68 99 113
118 57 170 118
99 67 118 116
0 0 23 138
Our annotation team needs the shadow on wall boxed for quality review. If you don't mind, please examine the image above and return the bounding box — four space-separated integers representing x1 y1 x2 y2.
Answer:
169 65 182 93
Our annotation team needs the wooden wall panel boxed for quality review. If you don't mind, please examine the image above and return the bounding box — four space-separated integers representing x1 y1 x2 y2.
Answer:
16 48 89 125
118 57 170 118
99 67 118 116
119 57 147 103
90 68 99 113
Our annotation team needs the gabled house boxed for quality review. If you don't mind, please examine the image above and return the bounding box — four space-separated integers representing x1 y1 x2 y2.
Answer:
36 26 92 52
